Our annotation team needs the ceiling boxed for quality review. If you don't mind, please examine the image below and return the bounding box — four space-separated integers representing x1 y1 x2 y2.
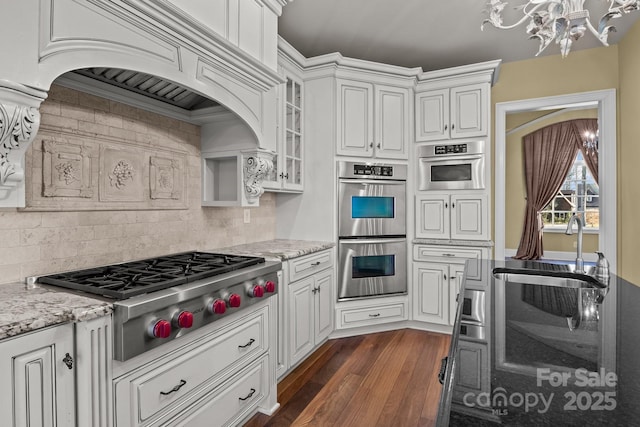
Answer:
278 0 640 72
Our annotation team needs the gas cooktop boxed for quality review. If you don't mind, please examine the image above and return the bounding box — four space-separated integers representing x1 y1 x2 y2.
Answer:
36 251 266 299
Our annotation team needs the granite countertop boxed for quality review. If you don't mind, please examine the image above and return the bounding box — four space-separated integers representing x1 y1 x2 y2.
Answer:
216 239 335 260
439 259 640 426
413 238 495 248
0 282 112 341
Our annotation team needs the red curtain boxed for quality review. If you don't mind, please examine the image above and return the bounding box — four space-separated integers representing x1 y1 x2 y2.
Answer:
513 119 598 260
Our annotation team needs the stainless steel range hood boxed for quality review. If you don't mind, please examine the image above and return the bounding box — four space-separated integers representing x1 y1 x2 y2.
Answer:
72 67 218 111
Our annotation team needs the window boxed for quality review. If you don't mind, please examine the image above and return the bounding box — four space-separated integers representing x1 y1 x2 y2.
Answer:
540 151 599 230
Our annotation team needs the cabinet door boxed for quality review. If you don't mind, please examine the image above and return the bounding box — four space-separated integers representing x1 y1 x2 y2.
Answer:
283 74 304 190
288 276 315 367
450 83 487 139
416 195 450 239
314 269 334 344
337 80 374 157
452 341 490 403
413 263 448 325
415 89 449 142
449 264 466 325
375 85 409 159
0 324 76 427
450 194 488 241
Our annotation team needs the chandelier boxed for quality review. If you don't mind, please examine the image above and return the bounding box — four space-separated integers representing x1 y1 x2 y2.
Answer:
583 129 599 154
482 1 640 57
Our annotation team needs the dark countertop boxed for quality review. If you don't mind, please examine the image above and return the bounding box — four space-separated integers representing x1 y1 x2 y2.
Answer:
438 259 640 426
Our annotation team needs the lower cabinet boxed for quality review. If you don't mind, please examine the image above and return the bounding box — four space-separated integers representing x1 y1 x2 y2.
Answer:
113 304 273 427
336 297 408 330
0 323 76 427
412 245 489 326
413 263 464 326
288 268 333 368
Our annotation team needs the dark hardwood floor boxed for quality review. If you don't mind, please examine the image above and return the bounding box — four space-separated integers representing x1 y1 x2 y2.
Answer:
244 329 451 427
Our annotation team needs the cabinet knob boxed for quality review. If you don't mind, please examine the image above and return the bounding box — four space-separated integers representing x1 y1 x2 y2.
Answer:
284 173 289 179
444 124 448 131
451 123 455 130
445 203 448 209
279 172 285 179
62 353 73 370
444 274 447 280
452 203 455 208
377 142 381 149
369 142 374 148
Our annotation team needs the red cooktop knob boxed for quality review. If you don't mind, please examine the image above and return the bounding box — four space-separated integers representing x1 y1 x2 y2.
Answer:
251 285 265 298
150 320 172 339
210 299 226 315
265 281 276 293
228 293 241 308
176 311 194 328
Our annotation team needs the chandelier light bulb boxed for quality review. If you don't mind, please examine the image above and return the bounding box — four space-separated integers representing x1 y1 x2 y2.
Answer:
482 0 640 57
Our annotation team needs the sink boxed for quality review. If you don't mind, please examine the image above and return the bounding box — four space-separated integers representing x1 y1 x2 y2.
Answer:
493 264 606 289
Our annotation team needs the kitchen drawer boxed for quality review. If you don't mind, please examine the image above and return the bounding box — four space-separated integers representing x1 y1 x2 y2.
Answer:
288 249 333 283
413 245 484 280
114 306 267 426
337 302 408 329
170 355 268 427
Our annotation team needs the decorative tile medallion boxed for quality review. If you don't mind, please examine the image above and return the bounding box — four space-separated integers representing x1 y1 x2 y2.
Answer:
99 146 144 202
150 156 182 200
42 139 95 198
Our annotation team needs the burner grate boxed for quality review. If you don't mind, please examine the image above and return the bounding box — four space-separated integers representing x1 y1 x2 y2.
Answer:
37 252 265 299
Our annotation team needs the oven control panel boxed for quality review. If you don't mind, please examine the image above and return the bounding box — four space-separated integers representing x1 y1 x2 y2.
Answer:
353 164 394 177
434 143 468 155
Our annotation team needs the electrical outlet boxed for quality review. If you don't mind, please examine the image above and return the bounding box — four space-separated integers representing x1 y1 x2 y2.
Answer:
243 209 250 224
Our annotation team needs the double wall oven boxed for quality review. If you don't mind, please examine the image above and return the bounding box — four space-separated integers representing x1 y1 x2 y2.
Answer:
338 161 407 300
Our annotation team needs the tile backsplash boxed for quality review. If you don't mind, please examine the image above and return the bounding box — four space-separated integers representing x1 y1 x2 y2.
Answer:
0 85 276 285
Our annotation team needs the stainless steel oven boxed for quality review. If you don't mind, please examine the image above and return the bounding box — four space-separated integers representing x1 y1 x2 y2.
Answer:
337 161 407 300
418 140 485 191
338 237 407 300
338 162 406 238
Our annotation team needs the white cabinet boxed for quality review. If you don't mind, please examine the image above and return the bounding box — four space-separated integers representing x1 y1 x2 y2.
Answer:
415 83 488 142
114 304 272 427
413 245 488 326
287 250 334 370
336 79 409 159
336 297 409 330
416 193 488 241
264 67 304 192
0 323 76 427
413 262 464 325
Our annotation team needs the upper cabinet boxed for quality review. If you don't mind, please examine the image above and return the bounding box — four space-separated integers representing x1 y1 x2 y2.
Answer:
264 64 304 192
415 83 488 142
336 79 410 159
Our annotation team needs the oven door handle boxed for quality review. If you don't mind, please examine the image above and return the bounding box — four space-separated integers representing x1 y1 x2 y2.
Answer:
340 179 405 185
421 153 484 163
339 238 406 245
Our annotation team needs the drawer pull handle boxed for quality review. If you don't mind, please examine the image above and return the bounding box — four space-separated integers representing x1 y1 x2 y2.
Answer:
160 379 187 396
442 253 455 257
310 261 321 266
239 388 256 401
369 313 381 318
438 357 448 384
238 338 255 349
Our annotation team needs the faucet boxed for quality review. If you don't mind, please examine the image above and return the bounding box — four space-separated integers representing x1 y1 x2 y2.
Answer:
565 213 584 273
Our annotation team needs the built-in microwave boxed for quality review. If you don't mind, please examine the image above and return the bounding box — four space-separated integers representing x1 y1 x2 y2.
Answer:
418 140 485 191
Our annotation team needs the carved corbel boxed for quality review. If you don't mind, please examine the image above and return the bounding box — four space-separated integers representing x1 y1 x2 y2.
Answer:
242 149 274 205
0 80 48 207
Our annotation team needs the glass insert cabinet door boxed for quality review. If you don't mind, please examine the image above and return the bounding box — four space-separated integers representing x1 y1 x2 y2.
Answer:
264 71 304 192
284 75 303 189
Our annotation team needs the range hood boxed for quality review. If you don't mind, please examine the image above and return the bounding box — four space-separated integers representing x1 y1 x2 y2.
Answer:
72 67 218 111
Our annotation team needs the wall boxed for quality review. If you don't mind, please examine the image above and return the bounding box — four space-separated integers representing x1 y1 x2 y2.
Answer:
492 20 640 284
0 85 276 285
618 20 640 284
505 109 599 254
